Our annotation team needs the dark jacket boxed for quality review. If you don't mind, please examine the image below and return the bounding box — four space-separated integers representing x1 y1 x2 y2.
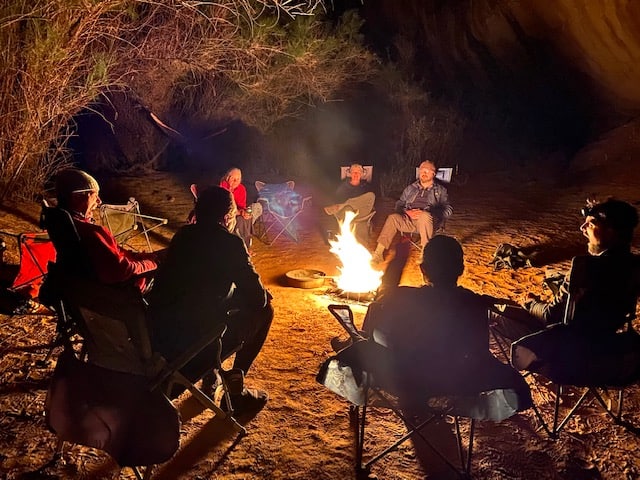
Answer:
147 222 268 357
395 180 453 219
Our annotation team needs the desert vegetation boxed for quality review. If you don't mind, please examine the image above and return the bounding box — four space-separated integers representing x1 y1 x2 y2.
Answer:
0 0 378 201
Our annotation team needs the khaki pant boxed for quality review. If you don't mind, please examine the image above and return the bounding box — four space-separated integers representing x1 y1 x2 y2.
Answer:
376 211 434 250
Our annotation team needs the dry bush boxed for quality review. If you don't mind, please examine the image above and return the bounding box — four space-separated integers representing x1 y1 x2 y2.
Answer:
169 9 378 130
0 0 375 201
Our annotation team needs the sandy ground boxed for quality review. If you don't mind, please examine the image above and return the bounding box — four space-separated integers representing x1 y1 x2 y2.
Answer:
1 127 640 479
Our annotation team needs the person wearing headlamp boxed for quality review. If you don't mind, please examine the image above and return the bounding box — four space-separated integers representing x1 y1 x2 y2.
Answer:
492 198 638 340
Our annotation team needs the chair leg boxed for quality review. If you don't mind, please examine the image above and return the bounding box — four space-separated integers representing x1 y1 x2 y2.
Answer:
171 372 247 435
591 387 624 423
554 387 591 435
453 416 475 475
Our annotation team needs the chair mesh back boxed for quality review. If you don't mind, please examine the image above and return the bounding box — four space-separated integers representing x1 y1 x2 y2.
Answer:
40 206 93 276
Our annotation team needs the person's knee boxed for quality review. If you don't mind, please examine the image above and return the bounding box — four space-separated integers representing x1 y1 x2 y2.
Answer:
415 211 433 226
386 213 404 228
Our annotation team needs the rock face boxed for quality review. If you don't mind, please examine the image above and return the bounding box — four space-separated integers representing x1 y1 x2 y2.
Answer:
361 0 640 139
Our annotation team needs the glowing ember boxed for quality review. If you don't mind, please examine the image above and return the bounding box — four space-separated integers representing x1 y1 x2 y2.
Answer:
329 210 383 293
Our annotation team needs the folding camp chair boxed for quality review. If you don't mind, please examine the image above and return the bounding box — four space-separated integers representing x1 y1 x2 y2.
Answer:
510 254 640 438
0 230 56 301
401 218 447 252
415 166 454 184
254 181 312 245
318 304 531 479
99 198 168 252
44 258 246 478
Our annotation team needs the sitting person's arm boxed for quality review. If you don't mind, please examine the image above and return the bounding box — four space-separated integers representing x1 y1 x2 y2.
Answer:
228 236 270 309
77 222 158 285
394 184 414 213
522 278 568 325
433 183 453 219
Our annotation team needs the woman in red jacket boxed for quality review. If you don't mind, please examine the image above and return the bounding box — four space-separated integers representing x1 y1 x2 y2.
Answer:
219 167 261 252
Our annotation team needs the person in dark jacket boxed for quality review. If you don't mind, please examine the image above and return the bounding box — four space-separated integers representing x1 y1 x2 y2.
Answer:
492 198 639 341
148 186 273 416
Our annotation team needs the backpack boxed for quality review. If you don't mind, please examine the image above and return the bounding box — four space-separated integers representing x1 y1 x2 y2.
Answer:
489 243 533 271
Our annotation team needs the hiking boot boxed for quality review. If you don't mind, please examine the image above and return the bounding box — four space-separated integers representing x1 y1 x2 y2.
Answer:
221 387 269 416
330 336 353 353
222 368 245 396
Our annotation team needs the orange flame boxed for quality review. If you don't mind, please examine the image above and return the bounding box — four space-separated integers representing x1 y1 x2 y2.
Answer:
329 210 383 293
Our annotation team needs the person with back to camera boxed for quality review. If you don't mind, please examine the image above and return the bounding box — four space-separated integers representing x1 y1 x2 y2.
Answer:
369 236 526 396
148 186 273 416
371 160 452 265
52 168 160 294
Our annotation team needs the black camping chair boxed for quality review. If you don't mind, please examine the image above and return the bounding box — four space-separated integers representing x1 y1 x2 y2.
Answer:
318 304 532 479
45 262 247 479
40 203 247 479
510 254 640 438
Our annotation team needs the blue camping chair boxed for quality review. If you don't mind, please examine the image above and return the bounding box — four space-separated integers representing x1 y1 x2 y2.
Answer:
254 181 312 245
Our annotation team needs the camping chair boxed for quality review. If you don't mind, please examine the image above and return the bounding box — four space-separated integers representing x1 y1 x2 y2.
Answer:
318 304 531 479
254 181 312 245
44 260 246 478
40 203 246 416
415 166 454 184
510 254 640 438
0 230 56 308
99 198 168 252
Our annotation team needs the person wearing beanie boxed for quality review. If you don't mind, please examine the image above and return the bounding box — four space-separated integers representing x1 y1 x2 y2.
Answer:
147 186 273 417
492 198 639 341
53 168 160 294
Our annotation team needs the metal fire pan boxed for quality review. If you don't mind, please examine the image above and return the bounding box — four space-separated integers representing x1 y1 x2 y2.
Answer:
285 269 327 289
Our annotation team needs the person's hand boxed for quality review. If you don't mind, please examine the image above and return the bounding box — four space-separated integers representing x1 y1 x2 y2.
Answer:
521 292 540 309
405 208 422 220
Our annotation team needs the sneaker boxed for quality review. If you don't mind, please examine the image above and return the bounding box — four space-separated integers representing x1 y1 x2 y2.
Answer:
221 387 269 416
222 368 245 396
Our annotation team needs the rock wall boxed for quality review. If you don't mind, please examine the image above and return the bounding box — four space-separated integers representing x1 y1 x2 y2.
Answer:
362 0 640 136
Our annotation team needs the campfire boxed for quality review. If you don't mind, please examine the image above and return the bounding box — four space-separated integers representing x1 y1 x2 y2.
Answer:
328 210 383 301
